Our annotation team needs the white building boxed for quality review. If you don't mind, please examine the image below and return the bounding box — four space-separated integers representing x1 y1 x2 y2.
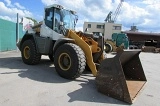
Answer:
83 22 122 39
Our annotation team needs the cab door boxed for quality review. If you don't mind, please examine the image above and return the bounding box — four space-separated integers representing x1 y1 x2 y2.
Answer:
40 7 63 40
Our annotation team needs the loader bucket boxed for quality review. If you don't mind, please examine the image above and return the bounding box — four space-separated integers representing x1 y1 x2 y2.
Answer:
96 50 147 104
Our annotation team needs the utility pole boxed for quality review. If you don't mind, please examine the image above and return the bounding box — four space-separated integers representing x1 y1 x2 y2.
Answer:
16 13 19 51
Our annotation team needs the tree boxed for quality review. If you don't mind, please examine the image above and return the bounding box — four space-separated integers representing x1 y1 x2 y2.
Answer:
25 17 38 25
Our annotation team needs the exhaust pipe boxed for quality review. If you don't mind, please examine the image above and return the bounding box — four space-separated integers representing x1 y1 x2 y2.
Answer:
96 50 147 104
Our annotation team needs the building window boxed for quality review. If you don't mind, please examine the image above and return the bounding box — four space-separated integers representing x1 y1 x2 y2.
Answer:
88 24 91 28
102 25 104 29
97 25 104 29
113 26 121 30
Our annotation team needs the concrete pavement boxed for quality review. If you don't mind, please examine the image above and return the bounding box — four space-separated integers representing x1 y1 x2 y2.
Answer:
0 50 160 106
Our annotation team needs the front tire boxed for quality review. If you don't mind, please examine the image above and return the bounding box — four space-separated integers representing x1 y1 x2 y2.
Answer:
21 40 41 65
54 43 86 79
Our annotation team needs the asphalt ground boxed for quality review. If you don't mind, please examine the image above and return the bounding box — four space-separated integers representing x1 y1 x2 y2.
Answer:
0 50 160 106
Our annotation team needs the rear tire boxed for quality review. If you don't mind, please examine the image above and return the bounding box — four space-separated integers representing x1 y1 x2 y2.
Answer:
105 43 112 53
21 40 41 65
54 43 86 79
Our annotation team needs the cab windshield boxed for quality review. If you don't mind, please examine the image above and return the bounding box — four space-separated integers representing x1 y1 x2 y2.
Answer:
61 9 77 30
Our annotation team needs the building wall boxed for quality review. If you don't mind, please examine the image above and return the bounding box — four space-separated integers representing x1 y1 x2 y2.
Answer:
83 22 122 39
83 22 104 34
104 23 121 39
0 18 24 52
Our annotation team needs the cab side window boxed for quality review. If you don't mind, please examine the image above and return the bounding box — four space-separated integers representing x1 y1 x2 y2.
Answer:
45 8 53 29
54 9 61 33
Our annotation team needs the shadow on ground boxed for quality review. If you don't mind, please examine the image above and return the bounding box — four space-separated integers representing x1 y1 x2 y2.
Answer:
0 56 70 83
68 76 128 105
0 56 128 105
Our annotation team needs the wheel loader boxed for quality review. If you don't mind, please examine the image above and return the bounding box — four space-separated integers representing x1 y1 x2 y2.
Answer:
104 33 129 53
17 4 147 104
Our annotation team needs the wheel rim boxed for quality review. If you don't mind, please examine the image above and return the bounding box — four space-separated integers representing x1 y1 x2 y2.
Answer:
105 45 109 52
23 46 30 59
105 44 111 53
58 53 71 71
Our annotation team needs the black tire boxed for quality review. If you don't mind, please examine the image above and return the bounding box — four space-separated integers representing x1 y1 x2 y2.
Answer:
49 54 54 61
21 40 41 65
105 43 112 53
54 43 86 79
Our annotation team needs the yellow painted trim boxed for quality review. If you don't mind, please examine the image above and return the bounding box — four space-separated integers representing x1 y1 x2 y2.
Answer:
23 46 30 59
58 53 71 71
67 30 97 76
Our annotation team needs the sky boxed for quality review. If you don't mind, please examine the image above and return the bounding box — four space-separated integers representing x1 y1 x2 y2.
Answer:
0 0 160 32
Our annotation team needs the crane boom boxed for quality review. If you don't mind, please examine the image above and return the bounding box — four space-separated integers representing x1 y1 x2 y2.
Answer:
105 0 124 23
113 0 124 22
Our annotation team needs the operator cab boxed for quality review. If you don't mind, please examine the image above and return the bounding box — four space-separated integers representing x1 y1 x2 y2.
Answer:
40 4 78 40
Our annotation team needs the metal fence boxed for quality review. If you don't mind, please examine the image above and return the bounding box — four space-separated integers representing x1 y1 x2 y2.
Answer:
0 18 24 52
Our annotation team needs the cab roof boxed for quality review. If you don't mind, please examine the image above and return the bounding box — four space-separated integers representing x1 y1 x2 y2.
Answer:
45 4 77 15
